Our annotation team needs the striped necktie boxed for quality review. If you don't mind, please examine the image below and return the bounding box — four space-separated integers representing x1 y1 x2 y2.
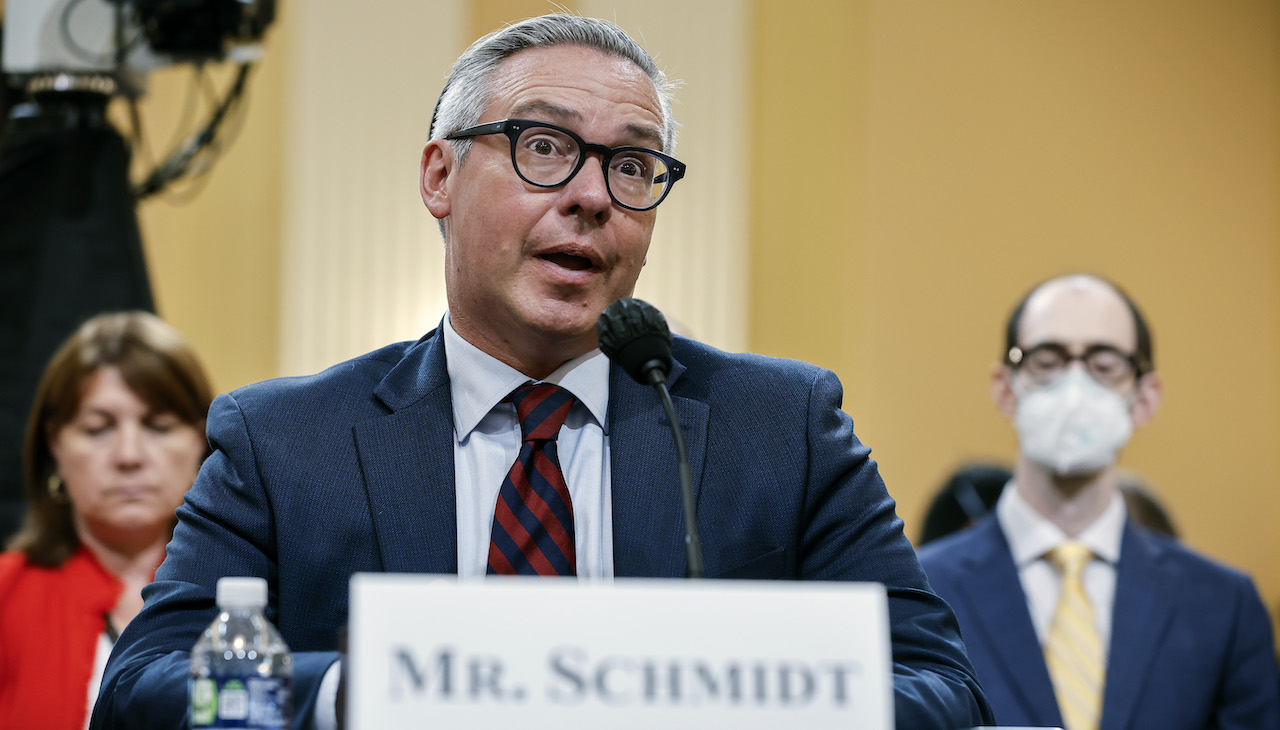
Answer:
487 383 578 576
1043 540 1105 730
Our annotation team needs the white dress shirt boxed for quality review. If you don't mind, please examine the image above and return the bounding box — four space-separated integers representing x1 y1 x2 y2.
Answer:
86 634 112 730
316 317 616 729
443 315 614 579
995 482 1126 652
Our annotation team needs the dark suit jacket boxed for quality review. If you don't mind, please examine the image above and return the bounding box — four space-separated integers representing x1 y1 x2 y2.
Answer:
92 330 992 729
919 515 1280 729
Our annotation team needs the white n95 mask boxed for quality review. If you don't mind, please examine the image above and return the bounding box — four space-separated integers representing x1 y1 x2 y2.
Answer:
1014 367 1133 476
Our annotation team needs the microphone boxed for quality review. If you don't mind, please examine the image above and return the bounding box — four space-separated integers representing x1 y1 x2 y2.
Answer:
598 298 705 579
597 297 673 385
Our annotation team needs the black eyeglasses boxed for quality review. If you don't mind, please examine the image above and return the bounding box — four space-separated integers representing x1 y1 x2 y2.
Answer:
445 119 687 212
1007 342 1146 388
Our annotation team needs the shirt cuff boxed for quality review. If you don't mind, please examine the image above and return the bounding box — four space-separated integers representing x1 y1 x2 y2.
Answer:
314 659 343 730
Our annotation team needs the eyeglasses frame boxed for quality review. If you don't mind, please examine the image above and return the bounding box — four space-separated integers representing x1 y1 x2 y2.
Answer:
1006 341 1150 386
445 118 687 212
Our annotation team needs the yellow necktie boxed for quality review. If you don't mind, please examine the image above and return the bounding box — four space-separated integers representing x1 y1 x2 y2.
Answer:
1044 541 1105 730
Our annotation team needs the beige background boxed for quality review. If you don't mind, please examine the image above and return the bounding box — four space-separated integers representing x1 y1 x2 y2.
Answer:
126 1 1280 639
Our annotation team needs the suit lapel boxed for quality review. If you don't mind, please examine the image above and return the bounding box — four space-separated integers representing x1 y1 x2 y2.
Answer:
956 519 1063 727
608 356 709 578
353 330 458 575
1101 524 1175 730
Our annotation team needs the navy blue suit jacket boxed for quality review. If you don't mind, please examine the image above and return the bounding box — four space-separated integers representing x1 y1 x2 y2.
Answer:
919 515 1280 729
93 330 992 729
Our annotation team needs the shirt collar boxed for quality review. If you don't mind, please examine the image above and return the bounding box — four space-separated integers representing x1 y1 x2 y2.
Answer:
442 314 610 441
996 480 1126 567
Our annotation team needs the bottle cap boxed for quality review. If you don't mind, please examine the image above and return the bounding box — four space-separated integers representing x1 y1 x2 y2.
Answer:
216 576 268 608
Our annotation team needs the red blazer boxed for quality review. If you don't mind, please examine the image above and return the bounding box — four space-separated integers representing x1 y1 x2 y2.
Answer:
0 546 123 730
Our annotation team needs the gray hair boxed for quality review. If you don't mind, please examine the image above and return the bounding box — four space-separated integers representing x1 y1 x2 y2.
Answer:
430 14 679 160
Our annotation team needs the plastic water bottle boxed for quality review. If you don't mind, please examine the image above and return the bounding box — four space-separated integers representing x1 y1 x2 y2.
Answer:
190 576 293 729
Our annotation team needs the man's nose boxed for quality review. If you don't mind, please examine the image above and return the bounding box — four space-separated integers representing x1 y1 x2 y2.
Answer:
557 155 613 221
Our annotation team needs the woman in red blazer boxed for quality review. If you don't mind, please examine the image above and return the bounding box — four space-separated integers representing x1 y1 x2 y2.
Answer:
0 311 212 730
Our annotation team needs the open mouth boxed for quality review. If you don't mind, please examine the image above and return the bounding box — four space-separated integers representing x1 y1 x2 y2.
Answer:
540 252 595 271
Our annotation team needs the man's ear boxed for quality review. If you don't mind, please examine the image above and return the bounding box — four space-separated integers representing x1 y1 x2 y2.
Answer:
1130 371 1163 428
991 363 1018 419
420 140 453 219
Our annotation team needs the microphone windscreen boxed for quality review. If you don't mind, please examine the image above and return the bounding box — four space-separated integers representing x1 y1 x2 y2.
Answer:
597 298 673 385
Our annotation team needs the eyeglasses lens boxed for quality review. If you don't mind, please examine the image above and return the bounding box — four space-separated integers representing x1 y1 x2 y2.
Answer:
1022 345 1134 387
515 126 669 209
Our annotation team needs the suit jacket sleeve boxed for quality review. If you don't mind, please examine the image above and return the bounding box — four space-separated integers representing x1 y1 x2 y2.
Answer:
798 368 993 728
1215 573 1280 729
91 392 341 730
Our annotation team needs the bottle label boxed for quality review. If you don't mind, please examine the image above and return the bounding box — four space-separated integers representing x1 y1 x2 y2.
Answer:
190 676 291 729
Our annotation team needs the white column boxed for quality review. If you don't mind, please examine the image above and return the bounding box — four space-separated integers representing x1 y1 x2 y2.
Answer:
278 1 463 375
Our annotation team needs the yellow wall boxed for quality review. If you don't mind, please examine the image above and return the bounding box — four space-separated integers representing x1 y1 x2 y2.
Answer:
751 2 870 382
471 0 560 38
129 0 1280 630
751 0 1280 624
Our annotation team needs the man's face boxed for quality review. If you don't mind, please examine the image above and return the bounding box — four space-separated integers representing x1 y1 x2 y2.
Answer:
422 45 664 377
989 276 1165 479
992 275 1162 430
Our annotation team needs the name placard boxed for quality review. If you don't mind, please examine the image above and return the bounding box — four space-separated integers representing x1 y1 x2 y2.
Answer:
348 575 892 730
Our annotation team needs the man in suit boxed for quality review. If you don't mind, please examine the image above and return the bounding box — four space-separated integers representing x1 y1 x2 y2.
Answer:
92 14 992 729
919 273 1280 729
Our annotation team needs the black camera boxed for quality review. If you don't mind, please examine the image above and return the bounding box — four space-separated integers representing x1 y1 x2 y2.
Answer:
3 0 276 94
121 0 276 59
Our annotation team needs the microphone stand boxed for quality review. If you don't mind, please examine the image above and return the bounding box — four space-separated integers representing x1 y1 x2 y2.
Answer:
647 369 704 579
597 297 705 580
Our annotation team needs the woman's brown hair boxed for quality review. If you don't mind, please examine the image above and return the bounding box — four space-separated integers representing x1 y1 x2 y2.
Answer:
7 311 214 566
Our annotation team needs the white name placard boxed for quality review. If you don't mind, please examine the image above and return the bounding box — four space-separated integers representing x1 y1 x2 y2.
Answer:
348 575 892 730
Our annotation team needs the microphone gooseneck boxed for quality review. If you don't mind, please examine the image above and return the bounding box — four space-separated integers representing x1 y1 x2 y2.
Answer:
597 298 704 579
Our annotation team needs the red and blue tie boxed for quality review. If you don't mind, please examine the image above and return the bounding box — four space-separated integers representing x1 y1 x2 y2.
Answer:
487 383 578 576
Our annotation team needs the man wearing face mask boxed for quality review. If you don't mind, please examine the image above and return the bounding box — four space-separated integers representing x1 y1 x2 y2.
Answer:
918 274 1280 730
